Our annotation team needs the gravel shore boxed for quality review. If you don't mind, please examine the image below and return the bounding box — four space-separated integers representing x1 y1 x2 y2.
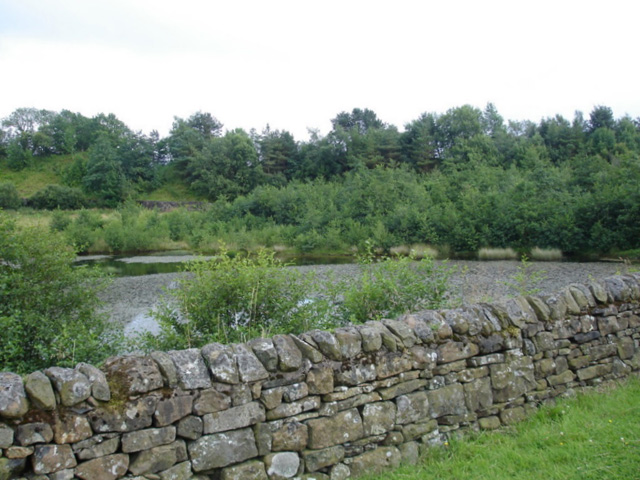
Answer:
99 260 627 333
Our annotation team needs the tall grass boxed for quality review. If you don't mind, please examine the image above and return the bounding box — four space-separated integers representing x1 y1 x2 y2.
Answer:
478 247 518 260
530 247 563 261
359 379 640 480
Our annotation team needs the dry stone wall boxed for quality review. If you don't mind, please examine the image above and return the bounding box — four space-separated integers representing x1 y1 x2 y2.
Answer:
1 273 640 480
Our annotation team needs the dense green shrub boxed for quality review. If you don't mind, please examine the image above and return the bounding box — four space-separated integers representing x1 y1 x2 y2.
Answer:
0 182 21 209
0 212 123 373
28 184 86 210
140 248 335 350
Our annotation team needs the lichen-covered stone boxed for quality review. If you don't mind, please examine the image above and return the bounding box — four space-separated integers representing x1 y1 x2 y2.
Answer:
358 325 383 352
395 391 429 425
490 356 536 402
128 441 183 475
101 357 162 396
307 409 363 449
273 335 304 371
176 415 203 441
158 460 192 480
291 335 324 363
189 428 258 472
234 343 270 382
271 421 308 451
0 423 14 449
32 444 77 475
334 327 363 359
306 365 334 395
362 402 396 435
203 401 265 434
201 343 239 384
302 445 345 472
74 435 120 461
89 396 158 433
335 362 376 386
436 342 479 364
220 460 268 480
76 363 111 401
376 352 413 379
248 338 280 372
382 319 417 348
192 388 231 415
309 330 342 360
24 371 56 410
427 383 467 419
122 426 176 453
0 372 29 418
168 349 212 389
74 454 129 480
266 396 321 421
154 395 193 427
264 451 300 479
348 447 401 478
378 379 427 400
463 377 493 411
16 423 54 446
148 351 179 388
53 414 93 444
400 420 438 441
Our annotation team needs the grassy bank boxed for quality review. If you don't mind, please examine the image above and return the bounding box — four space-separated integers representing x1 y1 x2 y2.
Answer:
360 378 640 480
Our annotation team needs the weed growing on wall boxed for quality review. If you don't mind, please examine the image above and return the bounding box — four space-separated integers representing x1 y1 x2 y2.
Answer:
333 241 453 323
502 254 547 297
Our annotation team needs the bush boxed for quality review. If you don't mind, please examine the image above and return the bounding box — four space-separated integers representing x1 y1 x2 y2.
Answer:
0 182 21 209
0 212 123 373
333 241 453 323
140 247 335 350
28 184 86 210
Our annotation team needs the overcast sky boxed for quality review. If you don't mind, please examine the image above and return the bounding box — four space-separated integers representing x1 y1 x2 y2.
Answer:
1 0 638 140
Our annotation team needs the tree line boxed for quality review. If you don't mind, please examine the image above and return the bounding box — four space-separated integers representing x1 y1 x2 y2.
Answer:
1 104 639 256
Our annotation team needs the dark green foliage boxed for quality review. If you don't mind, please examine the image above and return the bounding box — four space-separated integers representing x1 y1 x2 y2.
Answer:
0 182 21 209
83 134 127 207
0 213 122 373
28 184 86 210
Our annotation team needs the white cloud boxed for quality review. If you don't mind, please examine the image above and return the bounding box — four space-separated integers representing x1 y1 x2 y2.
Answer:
1 0 639 140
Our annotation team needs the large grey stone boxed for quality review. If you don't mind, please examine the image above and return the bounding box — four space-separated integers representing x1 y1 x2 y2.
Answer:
24 371 56 410
0 372 29 418
101 357 163 396
201 343 239 384
291 335 324 363
306 365 334 395
272 421 308 451
307 409 364 449
74 435 120 461
168 349 212 389
382 319 417 348
463 377 493 411
504 296 538 327
74 454 129 480
334 327 363 359
203 401 265 433
358 325 383 352
427 384 467 419
159 460 193 480
189 428 258 472
335 362 376 386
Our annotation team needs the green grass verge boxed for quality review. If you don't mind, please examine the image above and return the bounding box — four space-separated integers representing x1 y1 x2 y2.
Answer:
360 378 640 480
0 154 77 196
